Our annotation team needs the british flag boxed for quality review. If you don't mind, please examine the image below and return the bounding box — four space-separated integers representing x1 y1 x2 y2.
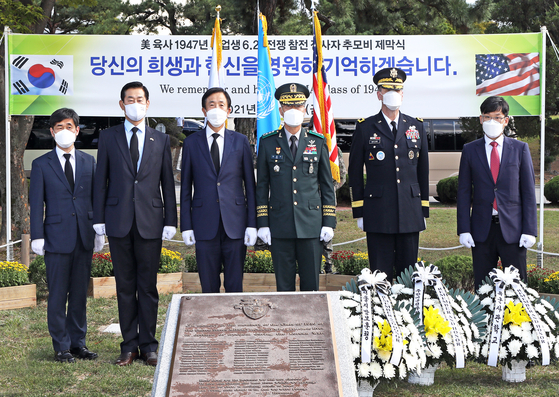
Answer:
475 53 539 96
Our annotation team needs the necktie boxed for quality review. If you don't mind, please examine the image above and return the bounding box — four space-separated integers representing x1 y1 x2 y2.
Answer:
490 141 500 211
290 135 298 158
130 127 139 174
63 153 74 192
391 121 397 137
211 133 220 174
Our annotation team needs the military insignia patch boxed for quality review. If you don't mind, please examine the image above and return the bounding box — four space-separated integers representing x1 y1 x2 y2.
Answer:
369 152 375 160
409 150 415 160
369 135 381 145
304 140 317 154
377 151 385 161
274 165 280 172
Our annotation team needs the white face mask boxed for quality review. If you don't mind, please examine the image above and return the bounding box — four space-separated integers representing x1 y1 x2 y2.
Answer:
483 120 504 139
124 103 147 122
283 109 305 127
54 129 76 149
205 108 228 128
381 90 402 111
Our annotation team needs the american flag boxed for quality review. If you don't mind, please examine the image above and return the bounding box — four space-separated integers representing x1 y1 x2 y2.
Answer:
312 11 339 182
475 53 539 96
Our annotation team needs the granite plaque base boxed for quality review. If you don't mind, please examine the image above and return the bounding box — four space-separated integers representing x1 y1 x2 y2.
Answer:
153 292 357 397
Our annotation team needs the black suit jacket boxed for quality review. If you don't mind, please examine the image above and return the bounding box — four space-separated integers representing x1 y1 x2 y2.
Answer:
93 124 177 239
348 111 429 234
30 149 96 253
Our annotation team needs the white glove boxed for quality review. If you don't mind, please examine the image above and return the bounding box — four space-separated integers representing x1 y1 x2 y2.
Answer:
31 239 45 256
459 232 475 248
519 234 536 248
93 234 105 252
162 226 177 240
182 230 196 246
93 223 106 236
244 227 257 247
320 226 334 243
356 217 364 231
257 227 272 245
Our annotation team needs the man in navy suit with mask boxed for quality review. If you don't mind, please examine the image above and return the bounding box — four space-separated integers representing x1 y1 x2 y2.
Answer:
181 87 257 293
457 96 537 288
30 108 104 362
93 81 177 367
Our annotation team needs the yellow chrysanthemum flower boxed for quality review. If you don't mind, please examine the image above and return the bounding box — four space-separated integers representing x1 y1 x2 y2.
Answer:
503 301 531 326
423 306 451 338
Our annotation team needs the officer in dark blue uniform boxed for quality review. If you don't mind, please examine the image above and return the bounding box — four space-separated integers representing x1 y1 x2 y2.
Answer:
348 68 429 281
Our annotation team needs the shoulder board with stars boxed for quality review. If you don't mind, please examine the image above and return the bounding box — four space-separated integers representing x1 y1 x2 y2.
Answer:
358 118 365 123
416 117 424 122
308 130 324 139
261 129 280 139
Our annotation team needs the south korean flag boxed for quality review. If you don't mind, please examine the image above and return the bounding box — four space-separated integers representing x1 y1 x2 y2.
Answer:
11 55 73 96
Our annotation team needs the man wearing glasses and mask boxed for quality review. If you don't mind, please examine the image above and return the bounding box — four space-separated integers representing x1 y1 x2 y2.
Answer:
256 83 336 291
348 67 429 282
457 96 537 288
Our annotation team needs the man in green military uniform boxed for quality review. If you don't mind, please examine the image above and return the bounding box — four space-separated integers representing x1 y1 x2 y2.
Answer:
256 83 337 291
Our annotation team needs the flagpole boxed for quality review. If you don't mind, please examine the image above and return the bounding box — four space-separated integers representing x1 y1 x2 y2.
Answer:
4 26 12 260
538 26 547 268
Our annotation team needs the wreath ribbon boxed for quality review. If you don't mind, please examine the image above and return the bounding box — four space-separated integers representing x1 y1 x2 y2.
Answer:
358 269 403 366
487 266 550 367
412 262 465 368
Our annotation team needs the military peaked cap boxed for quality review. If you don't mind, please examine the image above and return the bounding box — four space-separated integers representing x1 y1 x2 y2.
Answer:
275 83 310 105
373 67 407 90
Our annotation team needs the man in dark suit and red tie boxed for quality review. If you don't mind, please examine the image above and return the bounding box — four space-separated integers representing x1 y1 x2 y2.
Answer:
180 87 257 293
457 96 537 289
30 108 104 363
93 81 177 367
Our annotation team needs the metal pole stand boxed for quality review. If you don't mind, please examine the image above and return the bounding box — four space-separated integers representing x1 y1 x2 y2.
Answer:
537 241 544 268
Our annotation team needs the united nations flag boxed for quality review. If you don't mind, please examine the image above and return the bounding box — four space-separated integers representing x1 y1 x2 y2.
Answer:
256 14 281 152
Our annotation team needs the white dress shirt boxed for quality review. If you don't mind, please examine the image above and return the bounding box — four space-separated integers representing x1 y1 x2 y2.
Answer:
124 119 146 171
382 112 398 130
484 133 504 215
56 146 75 180
206 125 225 164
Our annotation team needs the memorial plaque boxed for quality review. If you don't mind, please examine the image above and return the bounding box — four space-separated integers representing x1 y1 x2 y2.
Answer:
166 294 342 397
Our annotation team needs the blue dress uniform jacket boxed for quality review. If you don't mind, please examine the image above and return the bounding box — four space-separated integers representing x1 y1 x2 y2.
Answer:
256 127 337 236
348 111 429 233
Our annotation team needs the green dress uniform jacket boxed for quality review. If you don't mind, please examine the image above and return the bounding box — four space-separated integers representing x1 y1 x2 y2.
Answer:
348 111 429 233
256 127 337 236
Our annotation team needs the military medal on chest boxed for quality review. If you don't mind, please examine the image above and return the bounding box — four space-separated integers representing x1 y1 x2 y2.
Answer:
309 163 314 174
304 140 318 155
405 125 420 142
274 164 280 172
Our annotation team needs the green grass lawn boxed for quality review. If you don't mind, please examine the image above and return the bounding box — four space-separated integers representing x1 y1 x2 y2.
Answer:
2 207 559 396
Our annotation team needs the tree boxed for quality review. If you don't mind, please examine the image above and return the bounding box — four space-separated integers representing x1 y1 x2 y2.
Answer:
0 1 46 245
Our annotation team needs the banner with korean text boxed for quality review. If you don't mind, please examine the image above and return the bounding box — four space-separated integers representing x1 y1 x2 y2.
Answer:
8 32 541 118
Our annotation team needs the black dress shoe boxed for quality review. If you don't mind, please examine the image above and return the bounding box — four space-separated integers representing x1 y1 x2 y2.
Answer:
115 351 139 366
140 351 158 366
70 346 98 360
55 350 76 363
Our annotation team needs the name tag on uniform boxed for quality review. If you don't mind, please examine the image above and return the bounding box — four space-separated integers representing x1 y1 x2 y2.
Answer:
270 154 284 161
369 136 381 145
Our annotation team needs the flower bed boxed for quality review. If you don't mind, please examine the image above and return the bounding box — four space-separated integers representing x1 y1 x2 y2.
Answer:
0 261 36 310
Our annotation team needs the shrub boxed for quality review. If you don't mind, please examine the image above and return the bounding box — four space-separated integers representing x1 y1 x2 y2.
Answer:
544 175 559 203
29 255 47 292
527 264 559 294
244 250 274 273
184 252 197 272
0 261 29 287
332 250 369 275
159 248 183 273
91 253 113 277
436 175 459 204
434 255 475 292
